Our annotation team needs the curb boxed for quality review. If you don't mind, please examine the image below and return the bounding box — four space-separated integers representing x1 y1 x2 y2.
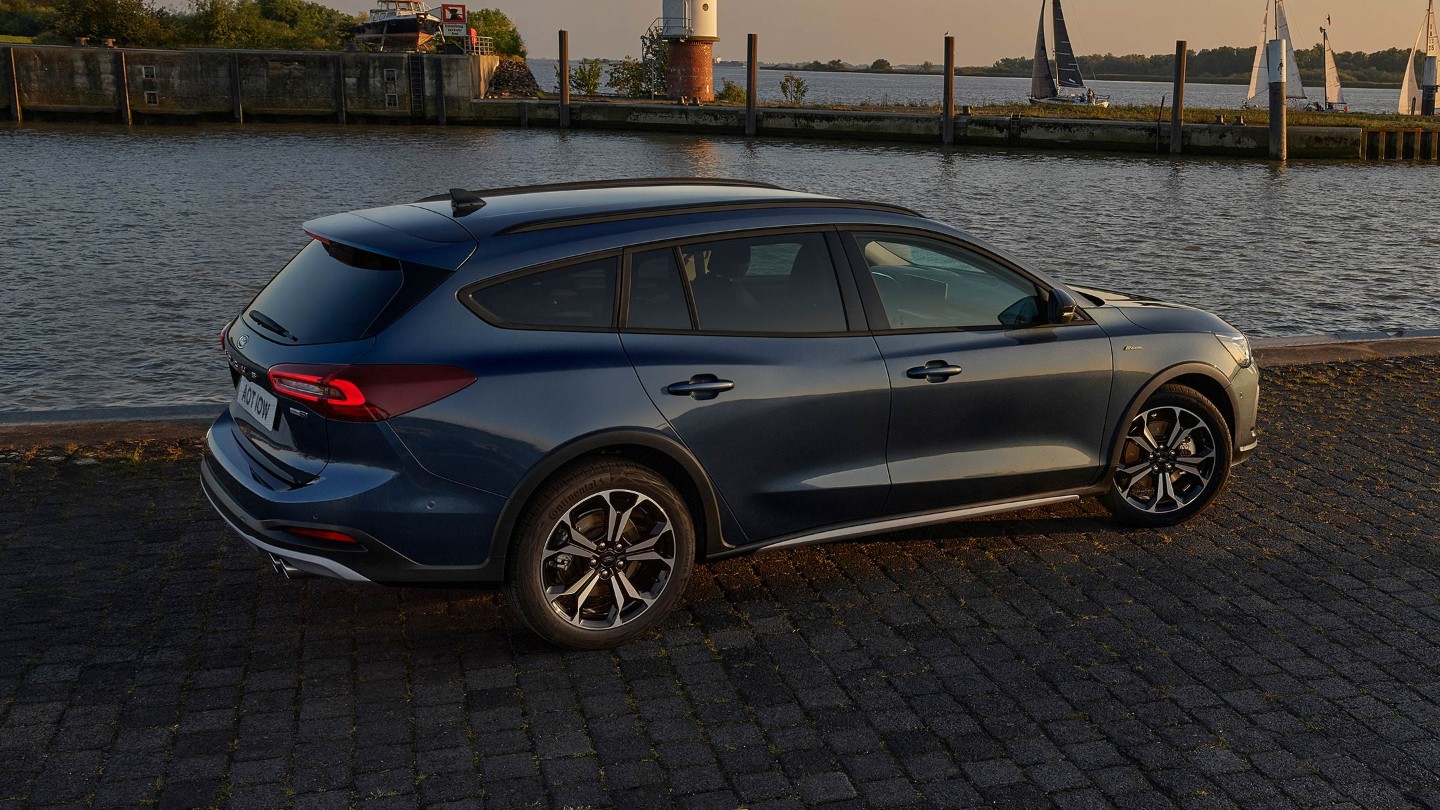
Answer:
1 333 1438 446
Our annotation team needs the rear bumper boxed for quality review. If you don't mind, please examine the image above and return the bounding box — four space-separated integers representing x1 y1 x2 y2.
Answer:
201 411 509 585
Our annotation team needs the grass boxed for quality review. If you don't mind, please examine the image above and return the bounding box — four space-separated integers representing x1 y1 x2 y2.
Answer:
0 35 33 44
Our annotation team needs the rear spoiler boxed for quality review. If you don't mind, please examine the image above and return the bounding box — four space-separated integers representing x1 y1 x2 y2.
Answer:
303 206 477 271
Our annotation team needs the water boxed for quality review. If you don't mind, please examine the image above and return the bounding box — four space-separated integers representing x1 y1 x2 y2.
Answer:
3 123 1439 412
533 61 1409 114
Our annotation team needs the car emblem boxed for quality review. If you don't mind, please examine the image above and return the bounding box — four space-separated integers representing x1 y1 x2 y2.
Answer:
236 334 248 348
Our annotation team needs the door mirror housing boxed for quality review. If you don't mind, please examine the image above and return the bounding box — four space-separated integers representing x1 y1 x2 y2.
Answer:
1046 287 1079 325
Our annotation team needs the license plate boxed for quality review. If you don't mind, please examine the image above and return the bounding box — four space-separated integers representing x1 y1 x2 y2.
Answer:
236 377 280 431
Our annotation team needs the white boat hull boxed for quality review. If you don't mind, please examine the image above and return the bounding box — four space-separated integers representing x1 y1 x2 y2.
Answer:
1030 96 1111 108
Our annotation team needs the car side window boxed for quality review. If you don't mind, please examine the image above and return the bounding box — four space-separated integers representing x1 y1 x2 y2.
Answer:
468 256 618 329
677 233 847 334
627 249 693 331
851 233 1043 330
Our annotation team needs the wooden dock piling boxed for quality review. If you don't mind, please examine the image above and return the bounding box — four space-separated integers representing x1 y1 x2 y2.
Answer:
942 36 955 145
558 30 571 129
745 34 757 136
230 52 243 124
334 54 346 124
116 51 131 125
1169 41 1186 155
7 46 21 123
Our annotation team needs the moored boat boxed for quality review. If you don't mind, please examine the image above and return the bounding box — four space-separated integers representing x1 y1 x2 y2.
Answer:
1305 22 1349 112
353 0 442 51
1243 0 1307 108
1028 0 1111 108
1398 0 1438 115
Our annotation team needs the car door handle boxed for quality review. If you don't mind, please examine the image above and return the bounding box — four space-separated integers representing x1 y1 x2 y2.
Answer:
665 375 735 400
906 362 964 382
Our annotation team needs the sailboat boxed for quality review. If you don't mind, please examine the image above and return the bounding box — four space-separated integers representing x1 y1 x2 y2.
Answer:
1306 24 1349 112
1398 0 1438 115
1244 0 1307 108
1029 0 1110 107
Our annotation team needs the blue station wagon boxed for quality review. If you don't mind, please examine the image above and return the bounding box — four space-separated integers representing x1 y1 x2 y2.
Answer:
202 179 1259 649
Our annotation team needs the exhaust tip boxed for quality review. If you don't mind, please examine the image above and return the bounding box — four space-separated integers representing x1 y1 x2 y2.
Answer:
269 553 315 579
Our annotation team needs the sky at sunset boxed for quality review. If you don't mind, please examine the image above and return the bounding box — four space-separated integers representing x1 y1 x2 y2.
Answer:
363 0 1438 63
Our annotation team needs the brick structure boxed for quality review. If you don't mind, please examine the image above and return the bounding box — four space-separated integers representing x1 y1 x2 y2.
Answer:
667 40 714 102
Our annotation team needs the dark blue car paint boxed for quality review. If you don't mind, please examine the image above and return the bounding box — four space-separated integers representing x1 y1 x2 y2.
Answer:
203 184 1259 586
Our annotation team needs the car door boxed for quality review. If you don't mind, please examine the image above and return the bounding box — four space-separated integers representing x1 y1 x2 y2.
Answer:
842 229 1114 514
619 230 892 545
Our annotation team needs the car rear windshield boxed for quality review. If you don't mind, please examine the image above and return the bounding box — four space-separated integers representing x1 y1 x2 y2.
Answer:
245 240 450 345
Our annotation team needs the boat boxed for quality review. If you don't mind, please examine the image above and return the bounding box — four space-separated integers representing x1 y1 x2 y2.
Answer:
1398 0 1438 115
1028 0 1111 108
1305 24 1349 112
1243 0 1307 108
352 0 442 51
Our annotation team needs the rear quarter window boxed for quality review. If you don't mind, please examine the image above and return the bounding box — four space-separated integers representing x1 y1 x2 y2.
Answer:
245 240 449 345
466 257 619 329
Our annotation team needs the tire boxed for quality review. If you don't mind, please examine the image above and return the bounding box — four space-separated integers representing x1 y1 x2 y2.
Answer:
1101 384 1233 528
505 459 696 650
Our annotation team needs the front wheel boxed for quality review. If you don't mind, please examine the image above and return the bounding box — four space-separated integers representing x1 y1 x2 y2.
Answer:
506 460 695 650
1101 385 1233 528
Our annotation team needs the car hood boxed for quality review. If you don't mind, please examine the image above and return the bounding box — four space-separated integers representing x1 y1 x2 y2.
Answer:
1069 284 1242 336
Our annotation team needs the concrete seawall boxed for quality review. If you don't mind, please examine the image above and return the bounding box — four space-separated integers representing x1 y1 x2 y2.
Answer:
0 43 1411 160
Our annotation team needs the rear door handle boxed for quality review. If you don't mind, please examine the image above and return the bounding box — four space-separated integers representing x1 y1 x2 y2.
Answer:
665 374 735 400
906 361 964 382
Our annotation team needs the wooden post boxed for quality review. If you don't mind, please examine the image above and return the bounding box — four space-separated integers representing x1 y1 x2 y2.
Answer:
6 47 20 123
1359 130 1368 161
942 36 955 145
558 30 570 128
434 55 445 125
1169 41 1186 155
1266 40 1286 161
230 52 244 124
115 50 132 125
334 53 346 124
745 33 758 136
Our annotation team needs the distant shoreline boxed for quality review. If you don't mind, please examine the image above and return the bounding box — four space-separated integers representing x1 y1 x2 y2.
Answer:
750 66 1401 91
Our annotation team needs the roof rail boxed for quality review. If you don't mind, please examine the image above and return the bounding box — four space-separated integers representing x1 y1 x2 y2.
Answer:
497 198 923 236
418 177 786 207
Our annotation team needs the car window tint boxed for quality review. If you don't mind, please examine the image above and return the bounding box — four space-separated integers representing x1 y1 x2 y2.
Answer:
854 233 1043 330
678 233 846 334
628 249 693 331
470 257 617 329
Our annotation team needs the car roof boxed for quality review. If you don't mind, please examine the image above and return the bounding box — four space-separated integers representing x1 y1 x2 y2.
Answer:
407 178 922 239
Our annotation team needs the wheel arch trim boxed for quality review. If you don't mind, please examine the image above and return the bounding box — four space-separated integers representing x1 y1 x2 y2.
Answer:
1104 362 1240 476
490 428 728 571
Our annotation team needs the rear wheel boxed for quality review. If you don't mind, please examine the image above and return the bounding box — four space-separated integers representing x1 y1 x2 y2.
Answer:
506 460 695 650
1101 385 1233 528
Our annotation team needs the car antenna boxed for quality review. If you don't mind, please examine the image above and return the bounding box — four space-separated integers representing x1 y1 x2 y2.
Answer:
450 188 486 216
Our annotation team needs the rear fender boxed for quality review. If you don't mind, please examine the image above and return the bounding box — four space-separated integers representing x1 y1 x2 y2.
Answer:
490 428 733 569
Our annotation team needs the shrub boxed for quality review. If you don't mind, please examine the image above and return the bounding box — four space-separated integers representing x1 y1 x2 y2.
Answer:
779 72 807 105
715 78 745 104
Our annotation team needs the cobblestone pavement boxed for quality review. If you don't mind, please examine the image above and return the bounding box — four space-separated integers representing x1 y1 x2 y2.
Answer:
2 357 1439 810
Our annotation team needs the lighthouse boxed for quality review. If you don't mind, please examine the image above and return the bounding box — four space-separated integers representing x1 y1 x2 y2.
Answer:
660 0 719 101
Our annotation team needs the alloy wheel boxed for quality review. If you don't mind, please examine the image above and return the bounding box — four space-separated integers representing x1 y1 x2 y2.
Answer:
540 489 677 630
1113 406 1218 515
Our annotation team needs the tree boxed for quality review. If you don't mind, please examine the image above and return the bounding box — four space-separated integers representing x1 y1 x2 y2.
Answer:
870 58 891 72
779 72 807 105
826 58 846 71
466 7 523 57
49 0 170 44
606 23 667 97
0 0 58 36
920 60 934 73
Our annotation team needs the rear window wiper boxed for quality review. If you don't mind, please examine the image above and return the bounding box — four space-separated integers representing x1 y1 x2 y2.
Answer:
247 309 298 342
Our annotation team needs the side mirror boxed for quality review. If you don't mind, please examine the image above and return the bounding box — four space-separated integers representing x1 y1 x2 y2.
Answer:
1046 287 1079 325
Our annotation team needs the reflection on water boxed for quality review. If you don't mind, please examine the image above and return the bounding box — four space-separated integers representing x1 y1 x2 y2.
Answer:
2 123 1438 410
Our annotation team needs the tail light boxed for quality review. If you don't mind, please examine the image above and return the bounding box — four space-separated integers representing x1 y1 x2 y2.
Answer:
220 322 230 352
268 364 475 422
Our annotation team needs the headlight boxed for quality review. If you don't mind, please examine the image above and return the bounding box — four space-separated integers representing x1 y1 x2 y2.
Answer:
1215 333 1253 369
